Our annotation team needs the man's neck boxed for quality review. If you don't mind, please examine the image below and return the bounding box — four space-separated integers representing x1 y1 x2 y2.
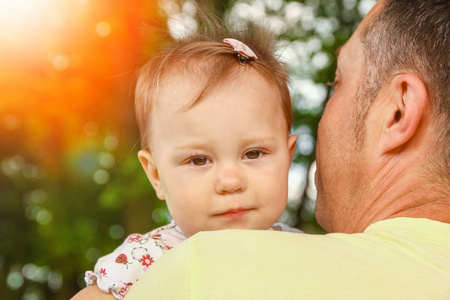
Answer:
353 155 450 232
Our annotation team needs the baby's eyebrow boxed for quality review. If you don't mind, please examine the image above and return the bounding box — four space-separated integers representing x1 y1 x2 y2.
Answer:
173 139 211 151
173 137 278 152
240 137 278 145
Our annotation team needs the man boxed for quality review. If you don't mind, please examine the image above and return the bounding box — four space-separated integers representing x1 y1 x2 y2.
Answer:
93 0 450 298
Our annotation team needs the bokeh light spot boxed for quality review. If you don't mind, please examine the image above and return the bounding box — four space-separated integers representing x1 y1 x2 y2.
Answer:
152 207 170 223
22 286 44 300
36 209 53 225
284 2 303 24
29 189 47 204
263 0 283 11
307 161 318 201
93 169 109 184
86 248 101 262
1 156 26 176
34 266 50 283
159 0 179 16
48 271 63 291
52 54 71 71
7 270 24 290
22 263 38 280
167 13 197 39
343 0 358 10
311 51 331 70
98 152 115 169
104 134 119 151
182 1 196 16
22 164 39 179
10 156 25 171
358 0 377 16
288 163 307 203
307 37 322 52
95 22 111 37
4 114 21 130
109 224 125 239
297 133 315 156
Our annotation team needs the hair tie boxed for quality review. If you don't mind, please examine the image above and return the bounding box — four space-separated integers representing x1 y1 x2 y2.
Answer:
223 38 258 65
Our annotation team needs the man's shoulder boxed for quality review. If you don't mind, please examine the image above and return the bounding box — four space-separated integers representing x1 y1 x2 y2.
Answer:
127 218 450 299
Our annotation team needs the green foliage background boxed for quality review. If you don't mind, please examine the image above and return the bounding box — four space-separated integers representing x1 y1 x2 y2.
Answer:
0 0 372 298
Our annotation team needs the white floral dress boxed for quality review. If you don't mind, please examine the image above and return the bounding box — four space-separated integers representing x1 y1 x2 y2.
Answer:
84 221 302 299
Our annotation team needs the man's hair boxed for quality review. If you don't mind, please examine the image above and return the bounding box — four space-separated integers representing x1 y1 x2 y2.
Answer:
135 11 291 151
356 0 450 177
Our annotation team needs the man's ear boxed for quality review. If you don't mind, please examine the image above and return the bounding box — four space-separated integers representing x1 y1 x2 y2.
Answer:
379 74 427 153
138 150 165 200
288 134 297 161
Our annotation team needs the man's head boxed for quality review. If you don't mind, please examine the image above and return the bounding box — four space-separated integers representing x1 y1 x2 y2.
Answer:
315 0 450 233
357 0 450 177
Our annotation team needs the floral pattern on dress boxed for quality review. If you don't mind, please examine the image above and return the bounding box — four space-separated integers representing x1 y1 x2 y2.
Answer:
140 254 154 267
84 221 187 299
84 221 302 299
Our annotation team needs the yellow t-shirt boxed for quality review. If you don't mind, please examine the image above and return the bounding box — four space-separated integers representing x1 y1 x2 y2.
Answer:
125 218 450 299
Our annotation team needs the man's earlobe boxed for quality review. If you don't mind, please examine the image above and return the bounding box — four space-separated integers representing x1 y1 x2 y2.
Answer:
137 150 165 200
380 74 427 153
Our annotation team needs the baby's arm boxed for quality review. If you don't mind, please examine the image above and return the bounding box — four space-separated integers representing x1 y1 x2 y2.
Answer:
71 285 115 300
74 222 185 299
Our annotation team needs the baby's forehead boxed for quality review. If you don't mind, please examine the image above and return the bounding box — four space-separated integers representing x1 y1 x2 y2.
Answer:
152 69 205 114
152 64 270 114
143 62 289 151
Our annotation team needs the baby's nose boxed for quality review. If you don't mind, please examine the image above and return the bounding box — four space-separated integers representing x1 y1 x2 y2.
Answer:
215 164 247 195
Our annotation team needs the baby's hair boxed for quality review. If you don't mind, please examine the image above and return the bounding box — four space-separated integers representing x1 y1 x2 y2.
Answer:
135 7 292 150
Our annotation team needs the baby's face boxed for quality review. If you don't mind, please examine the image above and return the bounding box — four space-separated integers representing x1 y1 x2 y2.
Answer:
140 68 296 236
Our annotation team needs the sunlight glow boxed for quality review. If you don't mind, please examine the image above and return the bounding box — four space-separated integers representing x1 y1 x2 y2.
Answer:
0 0 49 34
0 0 59 54
0 0 45 23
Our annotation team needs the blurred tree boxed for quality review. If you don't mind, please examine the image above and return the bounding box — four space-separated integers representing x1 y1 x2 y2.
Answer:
0 0 167 298
0 0 373 298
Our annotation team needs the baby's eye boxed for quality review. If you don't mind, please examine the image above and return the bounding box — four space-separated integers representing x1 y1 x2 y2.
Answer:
244 149 263 160
190 156 210 166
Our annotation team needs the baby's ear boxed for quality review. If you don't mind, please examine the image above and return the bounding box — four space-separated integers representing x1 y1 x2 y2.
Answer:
288 134 297 161
138 150 165 200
